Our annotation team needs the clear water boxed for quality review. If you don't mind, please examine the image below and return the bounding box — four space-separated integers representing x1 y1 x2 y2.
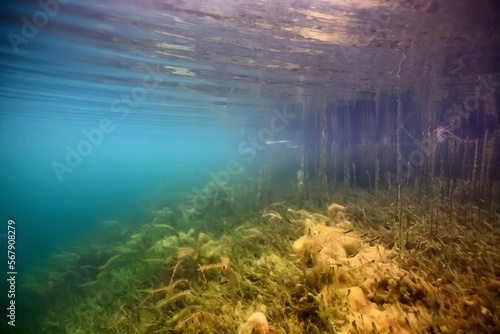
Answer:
3 1 498 333
1 0 301 271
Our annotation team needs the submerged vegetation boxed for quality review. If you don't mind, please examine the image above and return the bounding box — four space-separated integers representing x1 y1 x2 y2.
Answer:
3 0 498 333
18 186 500 333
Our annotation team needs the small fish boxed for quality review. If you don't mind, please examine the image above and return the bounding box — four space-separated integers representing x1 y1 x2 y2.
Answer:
265 140 290 145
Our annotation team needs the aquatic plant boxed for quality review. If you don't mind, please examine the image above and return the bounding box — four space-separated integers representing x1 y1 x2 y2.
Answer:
176 310 224 331
238 312 271 334
22 191 500 334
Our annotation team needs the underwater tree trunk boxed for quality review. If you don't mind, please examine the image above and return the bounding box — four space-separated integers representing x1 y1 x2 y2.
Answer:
421 56 438 237
396 90 403 187
297 82 306 205
374 91 381 190
343 96 352 191
331 102 339 187
319 95 328 204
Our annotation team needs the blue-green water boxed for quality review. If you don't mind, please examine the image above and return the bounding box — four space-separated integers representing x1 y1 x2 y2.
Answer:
1 1 500 333
0 3 280 332
0 0 302 303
